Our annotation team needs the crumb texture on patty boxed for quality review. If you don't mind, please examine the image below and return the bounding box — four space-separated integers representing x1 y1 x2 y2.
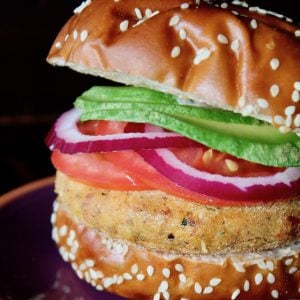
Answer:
55 172 300 255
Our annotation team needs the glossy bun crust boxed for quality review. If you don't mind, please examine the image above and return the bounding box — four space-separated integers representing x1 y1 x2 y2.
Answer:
47 0 300 133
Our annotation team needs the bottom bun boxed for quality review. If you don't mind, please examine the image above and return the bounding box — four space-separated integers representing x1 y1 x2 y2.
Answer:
51 200 300 300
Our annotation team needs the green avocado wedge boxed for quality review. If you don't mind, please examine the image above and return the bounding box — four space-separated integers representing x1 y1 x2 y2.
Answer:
74 86 300 167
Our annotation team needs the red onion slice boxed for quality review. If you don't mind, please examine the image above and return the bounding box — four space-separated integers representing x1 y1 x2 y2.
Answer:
45 109 198 153
139 149 300 201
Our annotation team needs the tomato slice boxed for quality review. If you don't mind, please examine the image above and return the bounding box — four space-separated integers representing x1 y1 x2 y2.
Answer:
171 147 283 177
51 150 149 191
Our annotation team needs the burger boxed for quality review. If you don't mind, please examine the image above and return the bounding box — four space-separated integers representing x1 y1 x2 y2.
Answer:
45 0 300 299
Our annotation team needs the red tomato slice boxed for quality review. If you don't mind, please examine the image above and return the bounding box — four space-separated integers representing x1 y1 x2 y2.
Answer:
51 150 149 191
171 147 283 177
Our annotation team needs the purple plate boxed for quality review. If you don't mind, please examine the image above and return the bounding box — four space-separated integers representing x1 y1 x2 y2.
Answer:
0 177 125 300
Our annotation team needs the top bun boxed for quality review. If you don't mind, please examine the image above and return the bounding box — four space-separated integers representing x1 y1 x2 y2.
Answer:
47 0 300 133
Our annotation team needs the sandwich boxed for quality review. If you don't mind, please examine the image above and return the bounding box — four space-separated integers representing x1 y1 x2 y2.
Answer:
45 0 300 299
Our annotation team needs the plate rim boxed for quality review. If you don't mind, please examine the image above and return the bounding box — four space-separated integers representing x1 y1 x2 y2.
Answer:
0 176 55 208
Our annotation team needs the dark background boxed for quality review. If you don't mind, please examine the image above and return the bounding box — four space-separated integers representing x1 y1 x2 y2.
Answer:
0 1 299 195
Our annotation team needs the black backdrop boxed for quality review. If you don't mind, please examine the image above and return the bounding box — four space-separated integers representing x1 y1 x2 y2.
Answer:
0 0 299 194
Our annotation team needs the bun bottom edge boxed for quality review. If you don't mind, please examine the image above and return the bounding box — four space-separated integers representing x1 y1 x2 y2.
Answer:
51 199 300 300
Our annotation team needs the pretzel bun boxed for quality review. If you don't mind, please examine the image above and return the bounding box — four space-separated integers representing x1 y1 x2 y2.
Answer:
47 0 300 133
46 0 300 298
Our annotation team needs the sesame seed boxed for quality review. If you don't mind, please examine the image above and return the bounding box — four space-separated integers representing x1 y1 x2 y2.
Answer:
162 291 170 300
134 8 143 19
50 213 56 224
137 274 145 281
231 289 240 300
270 58 280 70
80 30 89 42
55 42 62 49
69 230 76 240
232 10 239 16
117 276 124 285
286 115 292 128
145 8 152 18
123 273 133 280
180 3 189 9
231 39 240 52
243 104 254 116
203 286 213 294
289 267 298 274
147 265 154 277
51 227 59 242
175 264 184 272
69 253 75 261
193 48 212 65
274 115 285 125
243 280 250 292
59 225 68 237
162 268 170 278
285 105 296 116
294 82 300 91
266 261 274 271
250 19 258 29
256 7 267 15
171 46 181 58
120 20 129 32
131 264 139 274
79 262 87 271
169 15 180 26
153 293 160 300
89 268 99 280
179 28 187 40
257 98 269 109
279 125 291 133
238 96 246 107
271 290 279 299
225 159 239 172
255 273 263 285
76 269 83 279
84 271 91 283
294 30 300 38
210 278 222 286
73 30 78 40
194 282 202 294
292 90 300 102
285 258 293 265
217 34 229 44
158 280 169 292
85 259 95 267
179 273 187 284
73 0 92 14
267 273 276 284
270 85 279 97
221 3 228 9
53 201 59 212
294 114 300 127
96 284 104 291
60 250 69 264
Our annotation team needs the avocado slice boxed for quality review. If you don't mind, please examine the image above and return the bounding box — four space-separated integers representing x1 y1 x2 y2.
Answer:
74 86 300 167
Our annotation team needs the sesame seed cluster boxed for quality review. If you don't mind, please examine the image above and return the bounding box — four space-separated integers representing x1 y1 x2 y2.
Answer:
49 0 300 136
51 200 300 299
